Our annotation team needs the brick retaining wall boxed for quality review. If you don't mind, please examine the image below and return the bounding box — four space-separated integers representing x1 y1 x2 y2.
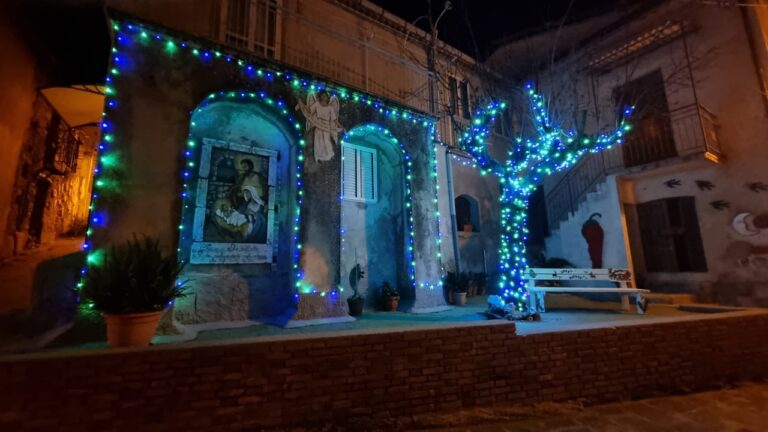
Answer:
1 312 767 431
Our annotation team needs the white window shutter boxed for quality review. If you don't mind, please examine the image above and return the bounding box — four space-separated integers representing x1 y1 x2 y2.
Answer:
341 144 377 202
342 145 358 199
359 149 375 201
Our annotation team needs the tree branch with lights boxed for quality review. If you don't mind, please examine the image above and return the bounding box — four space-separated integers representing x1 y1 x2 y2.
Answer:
460 82 633 315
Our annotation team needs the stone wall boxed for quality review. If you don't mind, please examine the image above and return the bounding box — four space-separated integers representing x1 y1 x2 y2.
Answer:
534 4 768 307
91 15 446 324
1 311 767 430
0 5 38 260
544 176 629 270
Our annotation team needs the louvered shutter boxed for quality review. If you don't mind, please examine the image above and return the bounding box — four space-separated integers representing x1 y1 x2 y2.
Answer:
342 145 358 199
359 148 376 201
341 144 377 202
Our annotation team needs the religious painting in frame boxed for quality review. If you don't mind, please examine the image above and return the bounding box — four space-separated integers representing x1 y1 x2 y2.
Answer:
190 138 278 264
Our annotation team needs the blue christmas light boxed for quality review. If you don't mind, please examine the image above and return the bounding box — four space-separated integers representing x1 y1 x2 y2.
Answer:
459 83 633 312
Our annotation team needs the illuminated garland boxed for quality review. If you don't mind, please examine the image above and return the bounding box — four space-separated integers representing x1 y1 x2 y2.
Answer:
180 90 322 301
340 125 444 292
79 19 444 309
460 83 633 312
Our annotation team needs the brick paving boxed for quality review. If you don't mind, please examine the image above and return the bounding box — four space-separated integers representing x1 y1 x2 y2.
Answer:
423 382 768 432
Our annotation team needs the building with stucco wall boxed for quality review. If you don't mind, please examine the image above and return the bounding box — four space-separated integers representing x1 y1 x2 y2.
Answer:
0 0 514 335
488 0 768 307
0 0 519 348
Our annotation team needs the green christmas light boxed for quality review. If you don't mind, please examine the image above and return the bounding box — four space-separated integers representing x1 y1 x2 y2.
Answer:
460 83 633 312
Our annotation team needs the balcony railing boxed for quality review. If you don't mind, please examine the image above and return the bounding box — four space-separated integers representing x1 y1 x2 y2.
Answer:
42 114 81 175
545 103 721 230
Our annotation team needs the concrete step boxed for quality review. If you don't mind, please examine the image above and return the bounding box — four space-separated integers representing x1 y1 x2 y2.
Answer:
677 304 746 314
644 293 696 305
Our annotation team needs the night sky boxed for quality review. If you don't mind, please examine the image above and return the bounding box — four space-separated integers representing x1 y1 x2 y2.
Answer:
369 0 621 60
12 0 623 85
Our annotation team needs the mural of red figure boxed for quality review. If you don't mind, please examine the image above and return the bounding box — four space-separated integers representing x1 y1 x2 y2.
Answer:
582 213 604 268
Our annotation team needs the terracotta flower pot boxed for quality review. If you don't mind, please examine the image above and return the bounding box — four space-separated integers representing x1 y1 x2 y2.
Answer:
347 296 365 316
454 292 467 306
383 296 399 312
467 281 477 297
103 311 164 347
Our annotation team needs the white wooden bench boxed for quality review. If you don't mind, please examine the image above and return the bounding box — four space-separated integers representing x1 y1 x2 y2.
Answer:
526 268 650 314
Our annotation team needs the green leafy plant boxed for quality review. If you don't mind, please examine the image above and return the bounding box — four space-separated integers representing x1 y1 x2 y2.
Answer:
380 281 399 298
348 264 365 300
82 235 186 314
444 271 471 293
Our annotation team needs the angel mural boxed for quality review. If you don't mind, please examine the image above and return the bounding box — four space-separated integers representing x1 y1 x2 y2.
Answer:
295 90 345 163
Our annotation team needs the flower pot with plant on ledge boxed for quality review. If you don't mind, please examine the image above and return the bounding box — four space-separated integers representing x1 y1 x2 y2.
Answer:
453 290 467 305
81 235 186 348
380 282 399 311
467 279 477 297
444 271 470 305
473 272 488 296
347 263 365 316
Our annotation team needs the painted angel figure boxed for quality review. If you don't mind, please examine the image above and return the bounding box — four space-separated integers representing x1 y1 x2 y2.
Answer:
295 90 345 162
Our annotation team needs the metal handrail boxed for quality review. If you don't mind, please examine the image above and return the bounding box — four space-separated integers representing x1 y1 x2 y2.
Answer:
545 104 720 230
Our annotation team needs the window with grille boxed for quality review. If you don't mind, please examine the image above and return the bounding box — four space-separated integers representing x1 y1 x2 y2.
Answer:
459 80 470 119
222 0 280 59
446 76 471 120
342 144 377 202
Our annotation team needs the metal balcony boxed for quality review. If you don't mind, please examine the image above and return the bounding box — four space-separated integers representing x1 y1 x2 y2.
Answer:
545 103 721 230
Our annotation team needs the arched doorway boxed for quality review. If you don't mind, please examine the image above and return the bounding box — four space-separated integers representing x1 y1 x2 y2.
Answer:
455 194 480 233
340 126 407 308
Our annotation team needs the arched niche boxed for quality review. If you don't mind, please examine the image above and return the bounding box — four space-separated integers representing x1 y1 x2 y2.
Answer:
175 96 298 324
455 194 480 233
339 125 408 307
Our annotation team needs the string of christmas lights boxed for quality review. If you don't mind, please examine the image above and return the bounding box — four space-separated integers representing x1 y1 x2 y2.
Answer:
459 83 633 312
79 19 444 310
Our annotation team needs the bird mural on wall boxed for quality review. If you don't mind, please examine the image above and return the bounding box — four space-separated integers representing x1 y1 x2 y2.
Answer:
695 180 715 191
710 200 730 210
747 182 768 193
664 179 682 188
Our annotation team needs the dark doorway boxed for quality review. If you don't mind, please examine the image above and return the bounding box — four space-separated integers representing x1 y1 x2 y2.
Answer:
637 196 707 272
614 70 676 167
28 179 51 244
455 195 479 233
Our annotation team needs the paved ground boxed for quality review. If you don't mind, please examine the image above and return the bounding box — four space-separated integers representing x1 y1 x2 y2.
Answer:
427 382 768 432
165 294 734 343
41 293 743 351
306 382 768 432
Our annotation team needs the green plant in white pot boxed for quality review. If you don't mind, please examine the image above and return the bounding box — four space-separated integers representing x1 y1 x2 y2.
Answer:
81 236 185 347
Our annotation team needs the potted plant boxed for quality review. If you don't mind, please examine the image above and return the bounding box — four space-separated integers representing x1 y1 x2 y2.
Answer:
444 271 457 304
347 264 365 316
380 281 399 311
81 235 185 347
453 282 468 305
473 272 488 296
467 277 478 297
444 271 470 305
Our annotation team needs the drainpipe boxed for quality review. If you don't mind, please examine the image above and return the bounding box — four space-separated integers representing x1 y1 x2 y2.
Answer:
362 28 373 92
445 147 462 273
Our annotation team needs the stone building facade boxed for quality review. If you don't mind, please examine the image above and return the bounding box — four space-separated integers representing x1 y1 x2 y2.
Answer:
488 0 768 306
75 0 516 329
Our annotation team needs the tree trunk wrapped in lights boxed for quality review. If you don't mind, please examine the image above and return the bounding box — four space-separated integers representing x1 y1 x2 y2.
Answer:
460 83 633 313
